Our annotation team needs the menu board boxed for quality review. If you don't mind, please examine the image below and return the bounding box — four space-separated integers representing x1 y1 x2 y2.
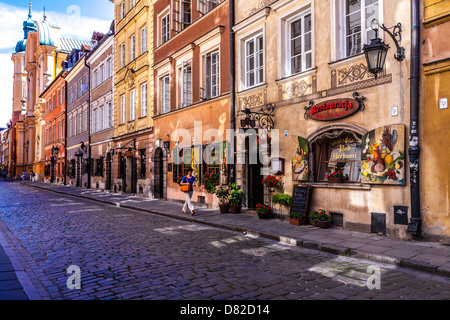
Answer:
290 185 313 218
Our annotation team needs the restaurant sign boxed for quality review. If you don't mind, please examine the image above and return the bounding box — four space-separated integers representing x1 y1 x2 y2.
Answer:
304 92 365 121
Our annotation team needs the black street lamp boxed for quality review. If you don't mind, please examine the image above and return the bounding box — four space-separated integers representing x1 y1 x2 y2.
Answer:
363 19 405 79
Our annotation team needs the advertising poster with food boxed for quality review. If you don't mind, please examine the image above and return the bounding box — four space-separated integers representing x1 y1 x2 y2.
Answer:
361 124 406 185
292 136 309 181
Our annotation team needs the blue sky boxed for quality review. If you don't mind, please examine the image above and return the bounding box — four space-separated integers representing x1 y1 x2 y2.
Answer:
1 0 114 20
0 1 114 128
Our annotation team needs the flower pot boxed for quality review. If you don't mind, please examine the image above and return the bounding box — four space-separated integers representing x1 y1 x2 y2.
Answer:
327 176 343 183
257 211 272 219
219 203 230 214
289 217 305 226
315 220 331 228
230 203 242 214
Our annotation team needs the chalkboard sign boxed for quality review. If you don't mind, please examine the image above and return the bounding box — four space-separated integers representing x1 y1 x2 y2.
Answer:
290 184 313 219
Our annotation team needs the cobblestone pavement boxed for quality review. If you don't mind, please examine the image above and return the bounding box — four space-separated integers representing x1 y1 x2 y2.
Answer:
0 182 449 301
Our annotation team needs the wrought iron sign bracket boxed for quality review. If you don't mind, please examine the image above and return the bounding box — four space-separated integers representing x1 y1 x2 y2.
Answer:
241 103 275 132
379 22 405 62
117 139 136 152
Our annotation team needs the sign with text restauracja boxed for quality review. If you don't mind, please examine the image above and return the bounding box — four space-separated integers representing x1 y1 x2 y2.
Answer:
304 98 362 121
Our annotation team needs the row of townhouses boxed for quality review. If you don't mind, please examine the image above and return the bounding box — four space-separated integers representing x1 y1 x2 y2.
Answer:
2 0 449 242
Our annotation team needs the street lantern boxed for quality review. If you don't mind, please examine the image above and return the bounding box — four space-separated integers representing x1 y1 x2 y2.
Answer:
363 19 405 79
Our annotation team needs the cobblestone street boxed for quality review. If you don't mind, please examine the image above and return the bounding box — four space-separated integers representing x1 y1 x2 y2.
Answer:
0 181 449 301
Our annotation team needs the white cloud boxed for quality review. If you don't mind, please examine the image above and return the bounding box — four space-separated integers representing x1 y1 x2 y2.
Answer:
0 2 113 127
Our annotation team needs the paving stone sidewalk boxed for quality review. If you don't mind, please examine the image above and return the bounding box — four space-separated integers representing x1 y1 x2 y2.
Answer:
22 181 450 278
0 238 28 300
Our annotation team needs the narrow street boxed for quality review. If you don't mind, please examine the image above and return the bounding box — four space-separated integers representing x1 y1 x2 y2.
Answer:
0 181 449 302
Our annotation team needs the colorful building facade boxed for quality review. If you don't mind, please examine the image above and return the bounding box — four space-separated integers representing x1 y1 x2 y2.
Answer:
111 0 154 196
152 0 231 205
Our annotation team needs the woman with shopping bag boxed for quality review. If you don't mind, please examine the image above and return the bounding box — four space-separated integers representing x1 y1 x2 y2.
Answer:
180 168 198 216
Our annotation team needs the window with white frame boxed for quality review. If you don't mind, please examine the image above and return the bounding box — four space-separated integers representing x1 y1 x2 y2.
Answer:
106 59 111 78
73 113 77 136
141 26 147 54
93 108 98 133
120 94 126 124
130 35 136 61
121 43 125 68
245 34 264 88
181 62 192 107
336 0 380 59
198 0 219 15
100 105 104 132
83 108 88 132
161 14 170 45
79 79 83 97
180 0 191 30
288 11 312 75
121 2 126 19
100 64 105 83
141 83 147 117
78 111 82 133
131 0 135 8
130 89 136 121
204 51 219 99
93 70 98 88
161 75 170 114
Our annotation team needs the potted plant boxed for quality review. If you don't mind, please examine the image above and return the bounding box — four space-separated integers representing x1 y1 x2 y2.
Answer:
228 183 243 214
272 193 292 218
326 170 345 183
289 212 306 226
202 172 220 194
262 175 283 190
309 210 319 226
214 186 230 213
256 204 272 219
310 209 332 228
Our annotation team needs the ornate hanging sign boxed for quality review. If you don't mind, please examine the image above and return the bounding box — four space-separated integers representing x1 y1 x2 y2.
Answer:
304 92 365 121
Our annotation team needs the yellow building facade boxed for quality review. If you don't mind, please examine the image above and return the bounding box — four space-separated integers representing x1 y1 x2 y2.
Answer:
110 0 155 195
420 0 450 241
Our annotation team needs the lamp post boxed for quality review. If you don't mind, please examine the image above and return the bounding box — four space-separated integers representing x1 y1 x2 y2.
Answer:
363 19 405 79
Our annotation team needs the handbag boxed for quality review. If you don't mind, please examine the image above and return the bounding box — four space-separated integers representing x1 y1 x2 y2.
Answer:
180 176 190 192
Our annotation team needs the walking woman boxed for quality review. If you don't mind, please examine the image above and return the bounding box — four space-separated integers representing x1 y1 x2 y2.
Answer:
180 168 198 215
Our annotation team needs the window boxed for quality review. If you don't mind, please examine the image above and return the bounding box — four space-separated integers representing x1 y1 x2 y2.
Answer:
161 14 170 45
74 83 78 101
130 35 136 61
79 79 83 97
106 59 112 78
180 0 191 30
130 0 135 8
314 132 362 182
93 109 98 133
337 0 380 59
107 102 113 128
120 43 125 68
69 117 72 137
100 64 105 83
120 94 126 124
198 0 219 14
83 109 88 132
181 62 192 107
78 111 82 134
100 105 105 132
85 74 89 93
93 70 98 88
73 113 77 136
130 89 136 121
141 26 147 54
121 1 126 19
95 157 104 177
245 34 264 88
204 51 219 99
289 12 312 75
161 76 170 114
141 83 147 117
139 149 146 178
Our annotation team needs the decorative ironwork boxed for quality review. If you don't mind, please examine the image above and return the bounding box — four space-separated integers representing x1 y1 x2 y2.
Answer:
379 21 405 62
353 92 366 111
304 100 314 120
240 103 275 132
117 139 136 152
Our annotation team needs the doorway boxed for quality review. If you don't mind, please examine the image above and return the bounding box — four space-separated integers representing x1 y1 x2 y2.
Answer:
105 153 112 190
154 148 164 198
246 137 264 209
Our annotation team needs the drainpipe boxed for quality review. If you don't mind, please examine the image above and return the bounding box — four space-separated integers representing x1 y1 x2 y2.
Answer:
84 57 92 189
229 0 236 183
64 72 67 185
407 0 422 239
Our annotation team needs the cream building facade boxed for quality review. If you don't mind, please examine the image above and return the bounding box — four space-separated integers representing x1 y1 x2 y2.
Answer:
233 0 423 239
